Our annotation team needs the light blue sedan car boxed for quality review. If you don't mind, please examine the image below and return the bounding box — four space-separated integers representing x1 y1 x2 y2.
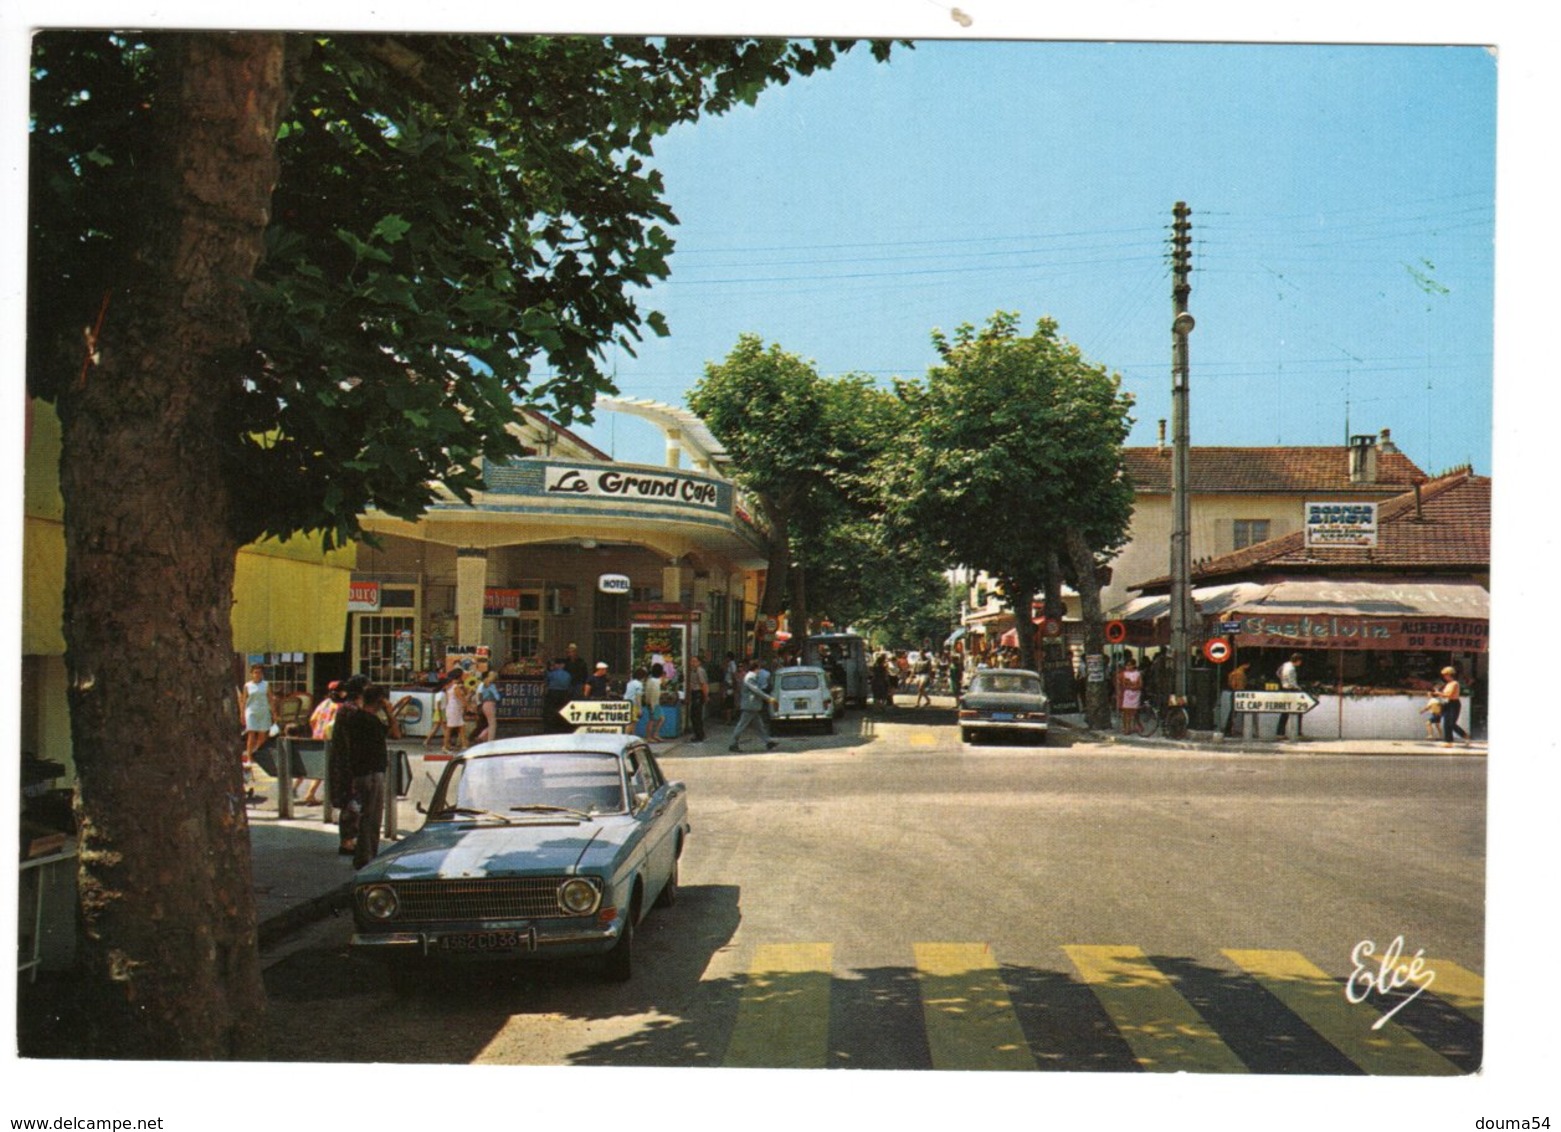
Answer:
351 732 689 982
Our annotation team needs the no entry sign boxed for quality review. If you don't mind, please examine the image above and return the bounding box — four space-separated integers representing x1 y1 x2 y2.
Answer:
1202 637 1233 664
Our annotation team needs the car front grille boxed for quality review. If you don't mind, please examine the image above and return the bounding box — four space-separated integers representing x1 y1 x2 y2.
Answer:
372 878 583 922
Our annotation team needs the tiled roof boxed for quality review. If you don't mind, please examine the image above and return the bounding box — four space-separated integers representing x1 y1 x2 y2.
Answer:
1135 471 1489 589
1123 445 1427 494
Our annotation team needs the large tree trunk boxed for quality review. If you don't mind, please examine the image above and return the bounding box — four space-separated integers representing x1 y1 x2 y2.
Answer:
1064 529 1112 731
1001 572 1042 673
54 33 288 1059
755 496 791 658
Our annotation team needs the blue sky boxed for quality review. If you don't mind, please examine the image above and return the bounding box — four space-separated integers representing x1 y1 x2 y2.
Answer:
573 40 1496 477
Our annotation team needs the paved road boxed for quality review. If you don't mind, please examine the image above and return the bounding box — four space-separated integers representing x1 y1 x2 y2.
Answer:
262 707 1485 1074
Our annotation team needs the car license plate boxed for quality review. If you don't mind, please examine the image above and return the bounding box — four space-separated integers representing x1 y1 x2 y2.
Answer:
793 698 810 710
439 929 533 952
992 712 1015 721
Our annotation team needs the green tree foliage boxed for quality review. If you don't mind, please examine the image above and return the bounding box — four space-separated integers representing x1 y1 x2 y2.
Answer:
689 335 909 642
29 32 895 547
888 312 1135 680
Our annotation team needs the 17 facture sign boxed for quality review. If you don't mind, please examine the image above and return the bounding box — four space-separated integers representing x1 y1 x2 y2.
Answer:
1305 502 1378 548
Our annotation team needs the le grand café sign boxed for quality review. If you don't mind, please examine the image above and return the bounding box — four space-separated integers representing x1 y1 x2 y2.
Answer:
544 465 723 512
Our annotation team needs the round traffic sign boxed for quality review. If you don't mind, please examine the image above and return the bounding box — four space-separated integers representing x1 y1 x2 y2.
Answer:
1104 620 1127 644
1202 637 1233 664
1041 617 1063 638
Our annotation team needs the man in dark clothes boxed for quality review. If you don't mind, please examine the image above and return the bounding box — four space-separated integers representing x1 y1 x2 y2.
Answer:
338 683 402 868
564 642 589 698
327 674 367 856
543 657 574 733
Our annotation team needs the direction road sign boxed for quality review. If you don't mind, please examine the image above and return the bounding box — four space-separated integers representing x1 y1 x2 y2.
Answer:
561 699 635 727
1233 690 1319 715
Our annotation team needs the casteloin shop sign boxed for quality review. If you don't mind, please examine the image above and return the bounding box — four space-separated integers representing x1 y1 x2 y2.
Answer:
544 465 722 511
1233 615 1488 652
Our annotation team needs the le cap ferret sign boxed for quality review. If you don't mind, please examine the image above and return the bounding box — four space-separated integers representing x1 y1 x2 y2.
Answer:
1304 501 1378 548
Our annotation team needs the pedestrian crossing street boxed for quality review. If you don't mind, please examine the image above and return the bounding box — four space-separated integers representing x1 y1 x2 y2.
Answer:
716 942 1482 1074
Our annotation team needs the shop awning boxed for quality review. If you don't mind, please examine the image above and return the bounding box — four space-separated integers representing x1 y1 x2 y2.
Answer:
1110 577 1488 652
1225 577 1488 620
1226 576 1488 652
945 627 968 646
1110 582 1270 623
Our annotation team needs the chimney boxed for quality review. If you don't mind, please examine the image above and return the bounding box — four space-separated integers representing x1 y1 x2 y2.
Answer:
1349 434 1378 483
1157 419 1167 454
1378 428 1398 454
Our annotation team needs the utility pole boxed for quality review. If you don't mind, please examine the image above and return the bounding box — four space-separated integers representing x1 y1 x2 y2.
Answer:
1169 202 1196 717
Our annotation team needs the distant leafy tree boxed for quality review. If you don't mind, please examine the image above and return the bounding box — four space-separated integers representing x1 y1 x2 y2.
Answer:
689 335 905 648
887 312 1134 723
26 30 892 1060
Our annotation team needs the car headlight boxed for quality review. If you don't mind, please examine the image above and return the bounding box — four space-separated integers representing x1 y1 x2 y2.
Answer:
361 884 399 920
558 877 602 916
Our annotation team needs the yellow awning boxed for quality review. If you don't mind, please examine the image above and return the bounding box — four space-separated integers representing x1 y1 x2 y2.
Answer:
231 536 356 653
24 400 357 657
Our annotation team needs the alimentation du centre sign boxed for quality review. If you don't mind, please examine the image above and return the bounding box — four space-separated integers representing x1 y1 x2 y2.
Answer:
1304 501 1378 548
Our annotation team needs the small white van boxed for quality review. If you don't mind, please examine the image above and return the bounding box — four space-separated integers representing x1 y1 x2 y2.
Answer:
769 666 838 733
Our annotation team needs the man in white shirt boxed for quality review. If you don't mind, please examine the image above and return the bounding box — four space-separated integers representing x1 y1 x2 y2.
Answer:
1275 653 1304 738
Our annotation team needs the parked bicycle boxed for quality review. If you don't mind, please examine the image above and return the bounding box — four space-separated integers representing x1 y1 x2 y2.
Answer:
1133 694 1189 740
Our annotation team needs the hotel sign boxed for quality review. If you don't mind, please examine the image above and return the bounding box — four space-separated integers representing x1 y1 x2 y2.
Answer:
1304 501 1378 548
545 465 722 511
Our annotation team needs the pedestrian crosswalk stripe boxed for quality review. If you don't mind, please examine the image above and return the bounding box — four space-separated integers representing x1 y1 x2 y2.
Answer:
1063 945 1248 1073
914 942 1035 1071
909 732 937 747
1423 959 1484 1022
723 943 834 1069
1222 949 1463 1076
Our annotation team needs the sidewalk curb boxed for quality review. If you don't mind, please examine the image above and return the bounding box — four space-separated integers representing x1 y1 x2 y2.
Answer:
258 881 353 951
1052 715 1487 755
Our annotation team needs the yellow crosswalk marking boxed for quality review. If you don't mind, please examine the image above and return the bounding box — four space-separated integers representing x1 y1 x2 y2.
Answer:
1223 949 1463 1075
914 942 1035 1071
909 732 937 747
1064 945 1247 1073
1423 959 1484 1022
723 943 834 1069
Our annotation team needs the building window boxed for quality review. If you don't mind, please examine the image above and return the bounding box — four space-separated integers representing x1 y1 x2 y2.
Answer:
1233 519 1271 550
354 583 420 683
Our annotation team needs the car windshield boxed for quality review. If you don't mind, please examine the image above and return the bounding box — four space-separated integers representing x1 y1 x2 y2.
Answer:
434 751 626 819
970 673 1044 696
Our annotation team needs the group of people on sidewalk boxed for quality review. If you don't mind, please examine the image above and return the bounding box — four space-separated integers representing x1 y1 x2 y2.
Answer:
289 673 406 870
1108 648 1476 744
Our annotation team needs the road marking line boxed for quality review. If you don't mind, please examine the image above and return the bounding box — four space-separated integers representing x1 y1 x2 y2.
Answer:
1223 949 1463 1075
909 732 937 747
723 943 834 1069
1423 959 1484 1022
1063 945 1247 1073
914 942 1035 1071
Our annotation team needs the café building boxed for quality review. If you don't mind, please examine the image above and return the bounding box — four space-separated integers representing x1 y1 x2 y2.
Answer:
347 397 772 731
